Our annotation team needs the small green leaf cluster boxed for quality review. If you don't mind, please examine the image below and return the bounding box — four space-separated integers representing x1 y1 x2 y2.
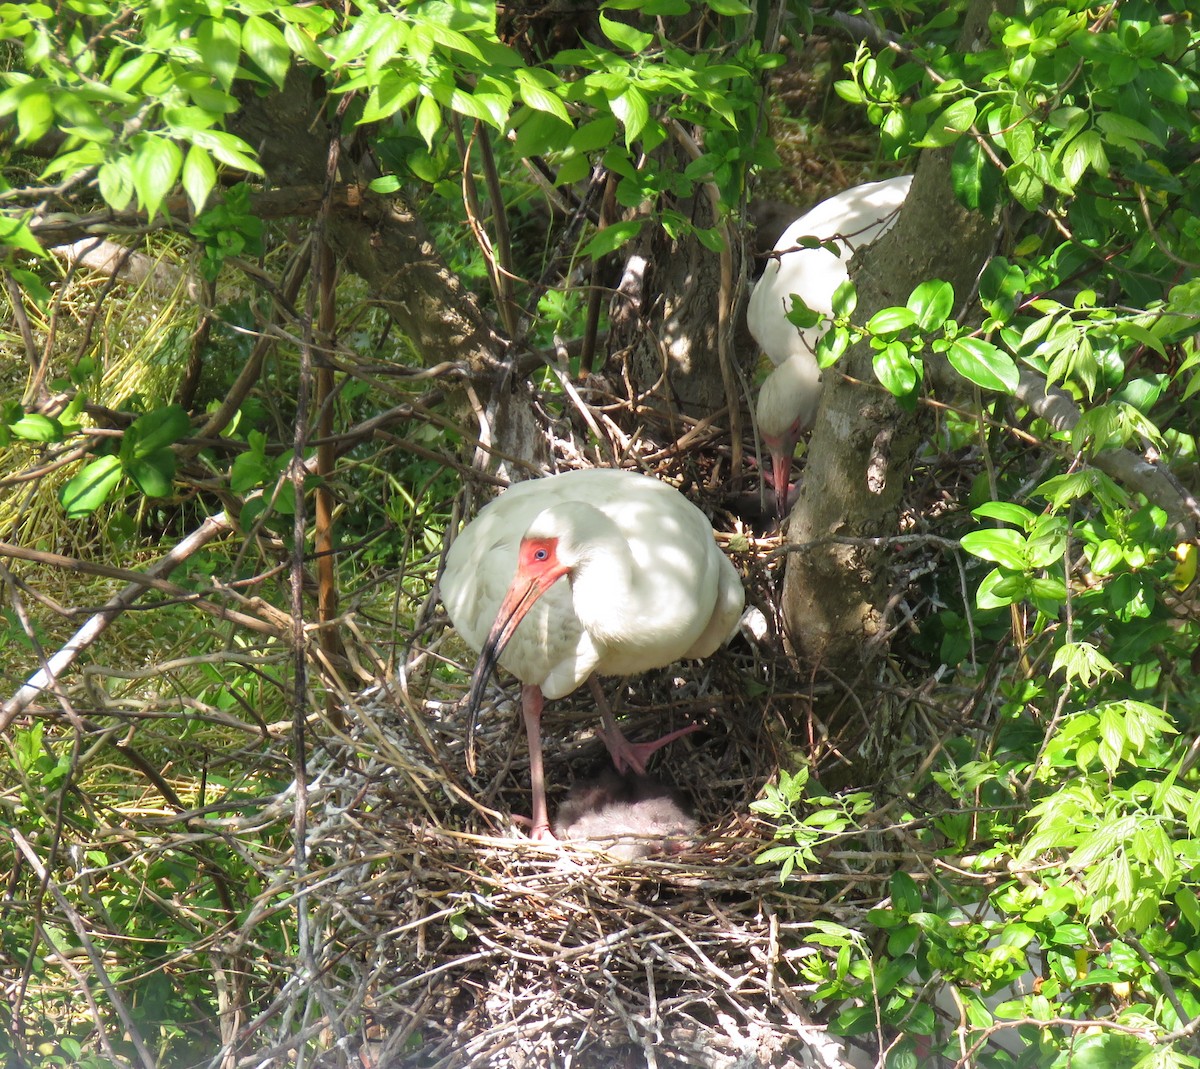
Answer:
0 0 319 220
59 404 191 518
751 766 876 884
812 275 1020 405
793 860 1200 1066
324 0 777 253
831 0 1200 482
189 182 265 281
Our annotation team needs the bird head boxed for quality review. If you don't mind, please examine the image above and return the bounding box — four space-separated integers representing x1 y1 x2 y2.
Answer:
760 425 802 520
756 355 821 517
464 527 572 773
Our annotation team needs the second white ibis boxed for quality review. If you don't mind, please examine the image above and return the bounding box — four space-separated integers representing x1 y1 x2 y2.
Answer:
748 174 913 515
441 468 744 839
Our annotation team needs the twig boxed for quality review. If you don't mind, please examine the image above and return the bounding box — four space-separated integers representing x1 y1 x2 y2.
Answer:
0 511 232 729
11 828 159 1069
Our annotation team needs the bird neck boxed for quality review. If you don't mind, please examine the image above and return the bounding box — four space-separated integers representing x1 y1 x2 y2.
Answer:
757 353 822 439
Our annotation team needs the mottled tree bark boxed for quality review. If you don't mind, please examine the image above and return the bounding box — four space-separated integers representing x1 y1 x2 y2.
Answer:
607 137 753 442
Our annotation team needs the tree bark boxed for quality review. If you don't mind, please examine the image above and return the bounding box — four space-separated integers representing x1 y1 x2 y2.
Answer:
607 142 752 438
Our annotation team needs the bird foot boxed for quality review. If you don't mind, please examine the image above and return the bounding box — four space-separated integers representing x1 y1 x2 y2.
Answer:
596 722 702 775
509 812 559 841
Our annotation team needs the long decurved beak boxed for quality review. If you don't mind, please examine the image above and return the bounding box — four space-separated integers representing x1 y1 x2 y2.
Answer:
769 442 793 520
464 564 565 773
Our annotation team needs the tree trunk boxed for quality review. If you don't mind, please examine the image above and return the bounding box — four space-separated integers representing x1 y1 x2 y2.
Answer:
608 162 751 436
781 0 1008 681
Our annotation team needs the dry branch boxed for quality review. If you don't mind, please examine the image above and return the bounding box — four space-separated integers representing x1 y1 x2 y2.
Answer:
1 511 233 728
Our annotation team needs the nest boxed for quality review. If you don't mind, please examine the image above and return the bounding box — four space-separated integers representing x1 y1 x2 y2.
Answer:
308 701 857 1067
303 550 962 1069
299 398 987 1067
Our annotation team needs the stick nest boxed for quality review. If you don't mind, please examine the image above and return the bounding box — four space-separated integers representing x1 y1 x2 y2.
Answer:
305 459 971 1069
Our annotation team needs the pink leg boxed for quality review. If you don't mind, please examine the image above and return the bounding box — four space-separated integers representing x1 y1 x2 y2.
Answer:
521 684 556 840
588 676 701 774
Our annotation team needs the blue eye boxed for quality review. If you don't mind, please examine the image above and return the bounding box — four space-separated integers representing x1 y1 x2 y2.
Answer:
534 548 548 561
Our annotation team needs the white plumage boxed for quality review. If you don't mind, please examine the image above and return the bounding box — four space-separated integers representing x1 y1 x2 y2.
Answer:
442 468 744 838
748 175 913 514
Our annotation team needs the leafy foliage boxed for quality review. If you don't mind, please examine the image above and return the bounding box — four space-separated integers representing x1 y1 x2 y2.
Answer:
3 0 1200 1064
748 0 1200 1064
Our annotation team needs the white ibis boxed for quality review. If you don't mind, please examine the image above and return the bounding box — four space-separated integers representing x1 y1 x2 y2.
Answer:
748 174 913 515
441 468 744 839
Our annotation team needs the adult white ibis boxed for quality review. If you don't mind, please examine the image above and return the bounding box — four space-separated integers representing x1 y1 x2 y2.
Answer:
748 174 913 515
441 468 744 839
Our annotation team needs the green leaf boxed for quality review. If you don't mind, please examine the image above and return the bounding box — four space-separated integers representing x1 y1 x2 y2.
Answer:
230 450 270 493
242 15 291 88
610 86 650 144
369 175 402 193
284 21 330 70
127 450 175 498
907 280 954 331
582 218 643 258
362 71 421 124
126 405 191 458
598 13 654 52
1176 889 1200 935
866 306 917 335
8 412 63 442
950 133 998 215
189 129 264 175
0 213 47 258
606 0 689 10
830 280 857 318
131 135 182 219
16 89 53 145
816 326 850 367
416 93 441 147
1005 161 1044 210
704 0 752 13
97 159 135 211
975 570 1020 609
891 871 922 914
181 145 217 214
971 501 1034 528
961 528 1028 570
946 337 1018 393
567 116 619 154
873 340 918 398
197 17 241 92
694 226 726 253
1051 642 1116 687
60 455 123 518
920 97 977 147
979 257 1025 323
785 295 821 330
516 70 570 124
109 51 160 94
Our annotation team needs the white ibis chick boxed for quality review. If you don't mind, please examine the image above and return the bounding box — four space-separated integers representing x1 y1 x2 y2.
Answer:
554 771 697 859
748 174 913 515
441 468 744 839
